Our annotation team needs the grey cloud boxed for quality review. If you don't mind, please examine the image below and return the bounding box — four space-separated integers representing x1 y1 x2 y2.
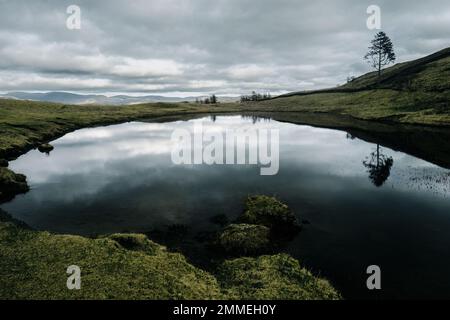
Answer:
0 0 449 96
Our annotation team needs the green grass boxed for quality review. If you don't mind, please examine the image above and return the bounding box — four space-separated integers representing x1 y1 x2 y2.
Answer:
0 219 221 300
216 254 341 300
218 224 271 256
240 195 300 232
254 89 450 126
0 214 339 300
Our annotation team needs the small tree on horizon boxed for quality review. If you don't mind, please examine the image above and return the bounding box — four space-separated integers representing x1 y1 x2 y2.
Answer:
364 31 396 77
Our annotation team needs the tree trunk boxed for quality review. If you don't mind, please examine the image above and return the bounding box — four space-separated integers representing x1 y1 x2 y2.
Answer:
378 51 382 78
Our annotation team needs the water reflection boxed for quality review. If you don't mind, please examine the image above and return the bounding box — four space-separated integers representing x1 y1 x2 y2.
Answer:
2 115 450 299
241 114 272 124
363 144 394 187
4 115 449 232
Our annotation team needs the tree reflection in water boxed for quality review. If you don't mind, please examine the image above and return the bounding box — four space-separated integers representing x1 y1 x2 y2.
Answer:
363 144 394 187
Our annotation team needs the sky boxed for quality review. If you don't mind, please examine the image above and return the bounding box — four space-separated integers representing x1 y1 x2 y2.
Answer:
0 0 449 97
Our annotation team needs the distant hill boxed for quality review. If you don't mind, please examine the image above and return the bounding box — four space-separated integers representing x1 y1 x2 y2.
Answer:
278 47 450 98
0 92 239 105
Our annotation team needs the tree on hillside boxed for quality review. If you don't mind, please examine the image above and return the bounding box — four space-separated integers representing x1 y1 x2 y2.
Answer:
364 31 396 77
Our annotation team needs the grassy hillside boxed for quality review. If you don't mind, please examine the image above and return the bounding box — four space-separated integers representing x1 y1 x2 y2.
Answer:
279 47 450 95
263 47 450 126
255 89 450 125
340 47 450 92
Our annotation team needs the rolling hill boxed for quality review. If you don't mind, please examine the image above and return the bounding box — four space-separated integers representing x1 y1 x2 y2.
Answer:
0 92 239 105
256 47 450 126
278 47 450 97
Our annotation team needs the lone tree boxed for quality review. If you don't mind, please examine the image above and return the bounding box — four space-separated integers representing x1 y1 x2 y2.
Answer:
364 31 396 77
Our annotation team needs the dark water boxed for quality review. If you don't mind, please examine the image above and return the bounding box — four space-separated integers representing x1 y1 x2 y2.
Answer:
3 115 450 299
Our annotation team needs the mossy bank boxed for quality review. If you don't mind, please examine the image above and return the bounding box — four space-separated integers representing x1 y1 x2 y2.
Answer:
0 209 340 300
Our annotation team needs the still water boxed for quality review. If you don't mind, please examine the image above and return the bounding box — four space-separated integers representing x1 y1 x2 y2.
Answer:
3 115 450 299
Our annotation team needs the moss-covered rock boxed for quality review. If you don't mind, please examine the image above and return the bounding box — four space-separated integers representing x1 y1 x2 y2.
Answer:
38 143 54 154
219 224 271 256
0 159 8 167
108 233 162 255
0 167 29 201
216 254 341 300
241 195 300 234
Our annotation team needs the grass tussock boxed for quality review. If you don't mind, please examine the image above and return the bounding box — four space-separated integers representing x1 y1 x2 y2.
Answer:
218 224 271 256
216 196 301 257
241 195 300 233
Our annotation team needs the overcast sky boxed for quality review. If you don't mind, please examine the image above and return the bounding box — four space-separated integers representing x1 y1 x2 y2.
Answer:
0 0 449 97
